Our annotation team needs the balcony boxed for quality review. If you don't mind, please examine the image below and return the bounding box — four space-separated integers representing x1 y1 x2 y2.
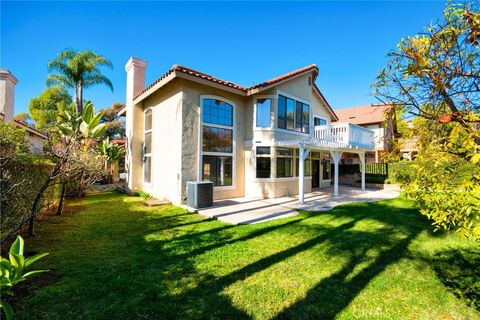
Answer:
313 123 374 150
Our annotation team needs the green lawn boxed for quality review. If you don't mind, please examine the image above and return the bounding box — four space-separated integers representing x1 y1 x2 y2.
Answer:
12 191 479 319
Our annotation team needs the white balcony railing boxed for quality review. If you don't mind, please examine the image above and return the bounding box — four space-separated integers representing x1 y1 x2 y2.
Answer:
314 123 375 150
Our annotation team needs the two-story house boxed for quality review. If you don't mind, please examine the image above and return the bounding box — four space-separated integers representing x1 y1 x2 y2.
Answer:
335 104 395 164
124 58 374 205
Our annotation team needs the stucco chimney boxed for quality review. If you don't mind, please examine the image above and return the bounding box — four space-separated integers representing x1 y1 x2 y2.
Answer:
0 68 18 122
125 57 147 193
125 57 147 101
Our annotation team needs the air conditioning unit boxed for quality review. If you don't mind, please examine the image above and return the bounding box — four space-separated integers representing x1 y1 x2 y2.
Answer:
187 181 214 208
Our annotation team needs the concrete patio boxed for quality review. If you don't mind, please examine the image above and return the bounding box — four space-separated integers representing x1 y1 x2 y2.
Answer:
196 186 400 225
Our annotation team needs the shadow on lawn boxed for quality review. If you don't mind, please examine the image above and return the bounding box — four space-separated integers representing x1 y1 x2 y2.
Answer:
420 247 480 311
17 192 477 319
137 198 431 319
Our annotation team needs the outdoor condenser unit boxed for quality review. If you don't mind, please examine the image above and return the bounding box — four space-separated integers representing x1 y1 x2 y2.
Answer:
187 181 214 208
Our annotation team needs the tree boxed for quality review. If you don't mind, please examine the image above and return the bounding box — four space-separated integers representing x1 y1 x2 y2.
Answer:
46 49 113 115
27 102 107 235
373 2 480 136
100 102 126 139
29 86 72 129
97 138 125 183
373 2 480 240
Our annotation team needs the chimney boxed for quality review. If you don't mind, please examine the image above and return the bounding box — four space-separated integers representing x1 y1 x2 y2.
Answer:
124 57 147 192
125 57 147 102
0 68 18 123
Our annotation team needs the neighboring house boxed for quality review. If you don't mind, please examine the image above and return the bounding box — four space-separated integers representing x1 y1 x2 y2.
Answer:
13 119 48 153
124 58 374 204
0 68 47 153
335 104 395 164
0 68 17 122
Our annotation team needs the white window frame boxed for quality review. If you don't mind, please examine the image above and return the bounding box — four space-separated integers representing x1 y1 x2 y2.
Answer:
254 95 274 130
276 89 311 137
254 146 272 180
198 95 236 190
143 108 153 186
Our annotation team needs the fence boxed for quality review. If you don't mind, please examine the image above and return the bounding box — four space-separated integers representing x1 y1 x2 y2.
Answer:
334 163 389 184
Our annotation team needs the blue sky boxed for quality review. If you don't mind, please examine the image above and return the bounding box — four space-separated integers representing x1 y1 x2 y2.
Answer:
2 1 447 115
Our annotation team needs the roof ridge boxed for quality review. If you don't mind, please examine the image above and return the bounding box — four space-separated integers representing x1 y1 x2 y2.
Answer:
134 63 320 101
248 64 318 90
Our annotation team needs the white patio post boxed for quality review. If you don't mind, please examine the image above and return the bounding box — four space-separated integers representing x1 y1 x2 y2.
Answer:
298 143 310 204
330 150 343 197
359 152 366 191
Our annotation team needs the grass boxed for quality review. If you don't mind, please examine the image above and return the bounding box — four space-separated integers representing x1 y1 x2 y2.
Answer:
11 191 480 319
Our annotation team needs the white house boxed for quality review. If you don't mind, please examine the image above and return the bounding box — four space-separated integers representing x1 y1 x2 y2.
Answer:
124 58 374 205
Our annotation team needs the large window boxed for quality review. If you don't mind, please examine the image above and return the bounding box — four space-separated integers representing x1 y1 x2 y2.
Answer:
256 147 271 178
202 127 232 153
276 147 294 178
278 95 310 133
295 149 311 176
201 97 234 187
256 98 272 128
202 155 232 186
143 109 152 184
203 98 233 126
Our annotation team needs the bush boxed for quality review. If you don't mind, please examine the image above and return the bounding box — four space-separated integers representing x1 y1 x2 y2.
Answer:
0 158 61 240
388 161 416 184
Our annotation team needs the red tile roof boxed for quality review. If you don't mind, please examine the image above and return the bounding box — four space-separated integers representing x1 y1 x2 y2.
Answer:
135 65 248 100
134 64 319 100
334 104 392 125
13 120 48 139
248 64 318 91
133 63 337 121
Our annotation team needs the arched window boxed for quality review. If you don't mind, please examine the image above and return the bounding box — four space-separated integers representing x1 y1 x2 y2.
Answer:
143 109 152 184
200 98 234 187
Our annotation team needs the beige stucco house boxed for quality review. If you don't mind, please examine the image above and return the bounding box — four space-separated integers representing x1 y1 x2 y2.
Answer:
124 57 374 205
0 68 47 153
335 104 395 164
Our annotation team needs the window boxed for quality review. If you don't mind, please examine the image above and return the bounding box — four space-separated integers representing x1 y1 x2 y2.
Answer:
314 117 327 126
322 153 331 180
202 155 232 186
256 98 272 128
295 149 311 176
203 99 233 126
202 127 232 153
276 147 294 178
256 147 271 178
278 95 309 133
143 109 153 184
201 97 235 187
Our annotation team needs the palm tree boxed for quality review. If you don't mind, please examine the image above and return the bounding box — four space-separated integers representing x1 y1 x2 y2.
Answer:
46 49 113 114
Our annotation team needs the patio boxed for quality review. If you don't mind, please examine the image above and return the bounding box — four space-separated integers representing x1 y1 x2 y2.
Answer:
196 186 400 224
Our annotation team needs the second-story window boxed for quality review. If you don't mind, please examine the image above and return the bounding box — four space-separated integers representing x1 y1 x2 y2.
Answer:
201 98 234 187
314 117 327 126
256 98 272 128
278 95 310 133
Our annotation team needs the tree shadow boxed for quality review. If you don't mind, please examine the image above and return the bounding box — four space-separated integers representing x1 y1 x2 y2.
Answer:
16 192 468 319
419 247 480 311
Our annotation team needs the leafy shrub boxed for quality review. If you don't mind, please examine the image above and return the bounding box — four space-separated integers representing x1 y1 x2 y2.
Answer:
137 190 151 200
388 161 416 184
0 158 61 240
0 236 49 320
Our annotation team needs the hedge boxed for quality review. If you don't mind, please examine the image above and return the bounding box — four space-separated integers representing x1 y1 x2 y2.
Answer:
387 161 416 184
0 159 61 240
